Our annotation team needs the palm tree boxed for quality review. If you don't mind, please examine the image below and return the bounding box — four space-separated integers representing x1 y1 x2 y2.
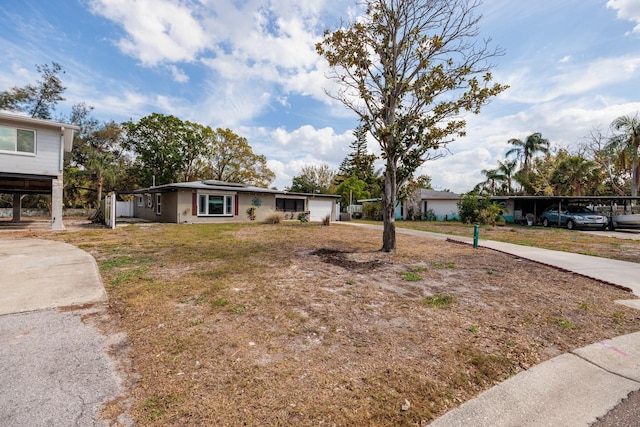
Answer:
506 133 550 172
85 150 118 207
479 168 505 196
496 159 518 194
551 156 598 196
607 114 640 197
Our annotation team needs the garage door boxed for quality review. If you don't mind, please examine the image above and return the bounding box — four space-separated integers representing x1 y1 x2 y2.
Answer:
308 199 334 222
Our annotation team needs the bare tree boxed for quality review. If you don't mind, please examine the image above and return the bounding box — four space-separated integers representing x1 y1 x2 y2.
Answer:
317 0 506 251
580 128 627 196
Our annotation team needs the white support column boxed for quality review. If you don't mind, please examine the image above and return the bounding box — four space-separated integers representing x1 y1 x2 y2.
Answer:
51 178 64 230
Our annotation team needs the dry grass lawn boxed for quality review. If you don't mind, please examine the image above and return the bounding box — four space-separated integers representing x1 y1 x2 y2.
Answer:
6 221 640 426
393 220 640 263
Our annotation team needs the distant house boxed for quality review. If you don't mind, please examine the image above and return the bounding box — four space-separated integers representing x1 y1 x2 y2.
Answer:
130 180 340 223
417 189 460 221
0 112 78 229
356 189 460 221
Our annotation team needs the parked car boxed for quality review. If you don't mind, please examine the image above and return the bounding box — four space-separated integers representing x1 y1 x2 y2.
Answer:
612 213 640 230
541 205 608 230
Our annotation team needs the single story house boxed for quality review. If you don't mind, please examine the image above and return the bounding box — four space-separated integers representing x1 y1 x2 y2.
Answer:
356 189 461 221
417 189 460 221
0 112 78 229
129 180 340 223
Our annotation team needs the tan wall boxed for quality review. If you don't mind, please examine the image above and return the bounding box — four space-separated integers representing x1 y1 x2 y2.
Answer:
132 192 178 222
133 189 336 224
133 194 157 221
172 190 277 223
238 193 277 222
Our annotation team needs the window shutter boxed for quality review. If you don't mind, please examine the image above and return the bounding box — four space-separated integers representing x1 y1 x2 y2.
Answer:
192 192 197 216
235 196 239 216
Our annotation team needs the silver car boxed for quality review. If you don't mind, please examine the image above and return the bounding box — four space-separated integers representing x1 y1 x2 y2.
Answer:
541 205 609 230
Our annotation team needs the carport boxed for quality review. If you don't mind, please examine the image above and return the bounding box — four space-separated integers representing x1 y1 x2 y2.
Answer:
492 195 640 226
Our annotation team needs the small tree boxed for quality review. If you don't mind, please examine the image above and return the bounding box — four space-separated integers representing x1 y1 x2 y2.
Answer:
335 176 371 208
317 0 507 251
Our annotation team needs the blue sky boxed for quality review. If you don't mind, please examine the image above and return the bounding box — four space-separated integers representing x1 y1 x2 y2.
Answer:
1 0 639 192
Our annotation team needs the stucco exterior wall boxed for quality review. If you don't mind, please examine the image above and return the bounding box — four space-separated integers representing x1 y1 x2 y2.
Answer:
238 193 277 222
131 188 339 224
423 200 460 221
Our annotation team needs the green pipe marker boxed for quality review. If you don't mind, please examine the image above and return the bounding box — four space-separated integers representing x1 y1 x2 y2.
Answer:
473 225 479 248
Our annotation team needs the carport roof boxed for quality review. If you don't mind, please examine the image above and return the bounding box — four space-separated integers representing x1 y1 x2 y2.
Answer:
491 195 640 202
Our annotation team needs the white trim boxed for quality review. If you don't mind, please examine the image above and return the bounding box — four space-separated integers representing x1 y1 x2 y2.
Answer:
0 124 37 155
197 193 234 216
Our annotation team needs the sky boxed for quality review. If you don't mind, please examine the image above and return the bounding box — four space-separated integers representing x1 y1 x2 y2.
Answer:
0 0 639 193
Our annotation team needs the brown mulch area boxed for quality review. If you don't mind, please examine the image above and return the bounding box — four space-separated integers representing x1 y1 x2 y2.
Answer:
5 222 640 426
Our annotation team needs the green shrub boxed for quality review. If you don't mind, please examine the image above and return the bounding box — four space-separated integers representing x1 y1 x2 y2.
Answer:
362 201 382 220
424 208 437 221
246 206 257 221
457 193 504 225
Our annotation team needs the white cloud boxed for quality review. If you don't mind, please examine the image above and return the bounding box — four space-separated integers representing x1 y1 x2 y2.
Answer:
87 0 209 65
168 65 189 83
243 124 354 190
498 54 640 104
270 125 351 162
607 0 640 34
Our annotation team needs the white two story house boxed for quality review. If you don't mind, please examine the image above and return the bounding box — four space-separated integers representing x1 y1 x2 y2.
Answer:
0 112 78 229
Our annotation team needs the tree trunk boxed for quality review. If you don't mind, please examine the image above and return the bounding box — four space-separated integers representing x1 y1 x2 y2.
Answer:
381 164 397 252
632 161 639 198
96 176 103 208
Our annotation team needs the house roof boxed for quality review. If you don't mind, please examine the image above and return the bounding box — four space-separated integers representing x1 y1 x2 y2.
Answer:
131 180 340 199
0 111 80 152
420 189 460 200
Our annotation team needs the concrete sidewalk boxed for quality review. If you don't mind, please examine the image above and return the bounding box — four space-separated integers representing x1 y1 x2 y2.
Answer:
428 332 640 427
339 222 640 426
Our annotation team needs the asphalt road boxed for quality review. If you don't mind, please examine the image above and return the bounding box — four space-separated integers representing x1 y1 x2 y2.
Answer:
591 390 640 426
0 307 124 426
0 238 126 426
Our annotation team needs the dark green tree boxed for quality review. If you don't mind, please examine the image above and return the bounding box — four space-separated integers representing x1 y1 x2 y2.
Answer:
335 176 371 206
287 165 335 194
551 155 600 197
122 113 206 187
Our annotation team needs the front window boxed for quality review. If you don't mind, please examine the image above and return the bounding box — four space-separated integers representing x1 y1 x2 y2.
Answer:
198 194 234 216
276 198 305 212
0 125 36 154
156 194 162 215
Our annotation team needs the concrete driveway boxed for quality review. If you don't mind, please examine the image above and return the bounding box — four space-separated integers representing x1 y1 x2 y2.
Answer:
0 239 106 315
0 238 128 426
